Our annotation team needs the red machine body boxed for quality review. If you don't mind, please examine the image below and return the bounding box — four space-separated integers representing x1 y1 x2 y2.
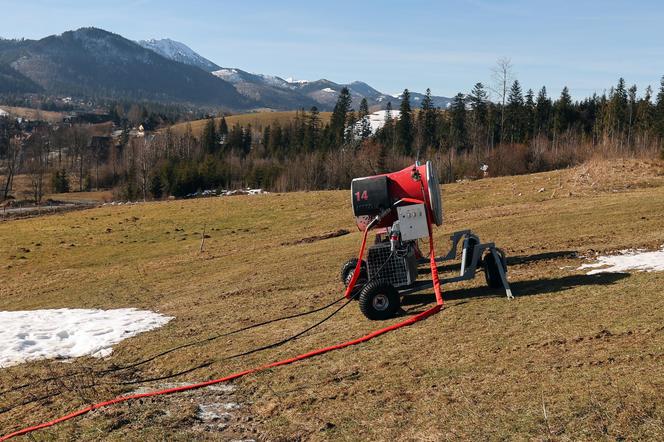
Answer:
351 161 443 231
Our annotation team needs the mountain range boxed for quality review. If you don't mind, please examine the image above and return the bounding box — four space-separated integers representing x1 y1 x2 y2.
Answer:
139 38 452 110
0 28 451 112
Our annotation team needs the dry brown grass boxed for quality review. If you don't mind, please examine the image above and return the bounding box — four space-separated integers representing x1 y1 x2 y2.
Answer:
0 106 64 123
0 158 663 440
168 110 333 137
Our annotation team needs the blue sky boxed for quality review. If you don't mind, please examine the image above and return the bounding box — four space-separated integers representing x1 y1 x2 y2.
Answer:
3 0 664 99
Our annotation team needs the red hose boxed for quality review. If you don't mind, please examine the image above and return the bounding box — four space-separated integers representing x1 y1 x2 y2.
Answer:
344 226 371 299
2 211 445 440
0 304 441 441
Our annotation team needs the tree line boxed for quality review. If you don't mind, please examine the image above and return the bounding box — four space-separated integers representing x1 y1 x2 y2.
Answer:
2 66 664 202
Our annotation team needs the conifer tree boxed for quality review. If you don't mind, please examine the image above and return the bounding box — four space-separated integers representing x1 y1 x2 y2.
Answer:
505 80 524 143
636 85 654 144
449 93 467 150
524 89 535 140
627 85 637 146
330 87 352 147
396 89 414 155
655 76 664 138
346 109 357 143
610 78 628 136
468 82 488 149
242 124 252 156
553 86 574 137
380 101 395 151
303 106 320 150
218 116 228 143
535 86 552 136
202 117 217 154
358 98 372 139
420 88 437 150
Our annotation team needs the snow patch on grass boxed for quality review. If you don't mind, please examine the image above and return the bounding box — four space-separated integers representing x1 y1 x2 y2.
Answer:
0 308 172 368
578 246 664 274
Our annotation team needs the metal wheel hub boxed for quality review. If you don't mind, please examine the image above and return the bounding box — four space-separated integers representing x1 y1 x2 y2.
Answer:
372 294 390 311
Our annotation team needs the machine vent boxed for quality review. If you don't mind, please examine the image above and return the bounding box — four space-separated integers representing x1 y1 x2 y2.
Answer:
367 242 415 288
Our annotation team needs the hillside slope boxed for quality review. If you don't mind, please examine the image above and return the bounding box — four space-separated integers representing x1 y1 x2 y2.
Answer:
167 110 333 136
0 28 248 109
1 159 663 440
137 38 221 72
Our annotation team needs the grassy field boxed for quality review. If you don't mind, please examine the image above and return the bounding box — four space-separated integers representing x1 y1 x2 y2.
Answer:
168 110 333 137
1 159 663 440
0 106 64 123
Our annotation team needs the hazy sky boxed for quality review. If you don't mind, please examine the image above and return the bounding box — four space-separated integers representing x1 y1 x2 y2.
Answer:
3 0 664 99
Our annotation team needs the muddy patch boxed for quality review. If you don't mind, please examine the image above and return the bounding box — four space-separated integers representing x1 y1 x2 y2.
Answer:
281 229 350 246
130 382 262 439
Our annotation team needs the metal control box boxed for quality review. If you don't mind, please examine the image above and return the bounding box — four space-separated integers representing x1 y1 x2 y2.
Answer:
397 204 429 241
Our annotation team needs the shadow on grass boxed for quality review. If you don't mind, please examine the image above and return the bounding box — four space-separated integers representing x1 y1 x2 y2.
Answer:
418 250 579 275
401 272 630 314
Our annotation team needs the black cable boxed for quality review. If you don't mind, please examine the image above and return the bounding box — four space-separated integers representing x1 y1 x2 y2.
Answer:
114 361 214 386
225 251 395 360
225 298 355 360
0 294 346 399
221 295 346 337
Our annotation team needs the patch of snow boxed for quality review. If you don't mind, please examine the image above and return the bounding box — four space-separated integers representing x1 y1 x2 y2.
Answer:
212 68 243 84
198 403 234 422
0 308 173 368
0 108 8 117
321 87 336 93
578 246 664 275
257 74 288 87
137 38 219 71
285 77 309 84
352 110 402 136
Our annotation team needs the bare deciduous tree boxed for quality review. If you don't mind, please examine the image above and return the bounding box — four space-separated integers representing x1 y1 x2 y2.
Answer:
25 128 51 203
138 135 158 201
1 136 24 201
491 57 514 143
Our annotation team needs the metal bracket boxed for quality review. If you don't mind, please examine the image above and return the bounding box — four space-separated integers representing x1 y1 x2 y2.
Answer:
414 229 514 299
491 247 514 299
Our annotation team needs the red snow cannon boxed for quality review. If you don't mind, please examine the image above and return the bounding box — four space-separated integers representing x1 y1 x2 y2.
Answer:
342 160 513 321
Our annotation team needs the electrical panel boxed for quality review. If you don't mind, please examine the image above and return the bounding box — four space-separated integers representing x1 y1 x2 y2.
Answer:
397 204 429 241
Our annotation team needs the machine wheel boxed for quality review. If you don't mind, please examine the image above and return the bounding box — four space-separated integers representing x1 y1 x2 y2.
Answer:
341 258 367 286
483 249 507 289
358 280 400 320
463 236 480 270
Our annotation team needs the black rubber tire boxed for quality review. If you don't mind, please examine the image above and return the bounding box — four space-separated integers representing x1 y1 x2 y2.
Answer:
464 236 480 270
345 270 367 301
340 258 367 286
483 249 507 289
358 280 400 320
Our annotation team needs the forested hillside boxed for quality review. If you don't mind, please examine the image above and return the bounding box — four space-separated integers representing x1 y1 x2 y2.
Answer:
3 71 664 202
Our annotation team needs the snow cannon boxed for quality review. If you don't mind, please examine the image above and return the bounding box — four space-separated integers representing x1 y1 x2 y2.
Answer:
351 161 443 232
341 160 514 321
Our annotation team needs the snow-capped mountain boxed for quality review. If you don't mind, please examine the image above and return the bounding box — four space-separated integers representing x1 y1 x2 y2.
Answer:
142 37 452 111
137 38 220 72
